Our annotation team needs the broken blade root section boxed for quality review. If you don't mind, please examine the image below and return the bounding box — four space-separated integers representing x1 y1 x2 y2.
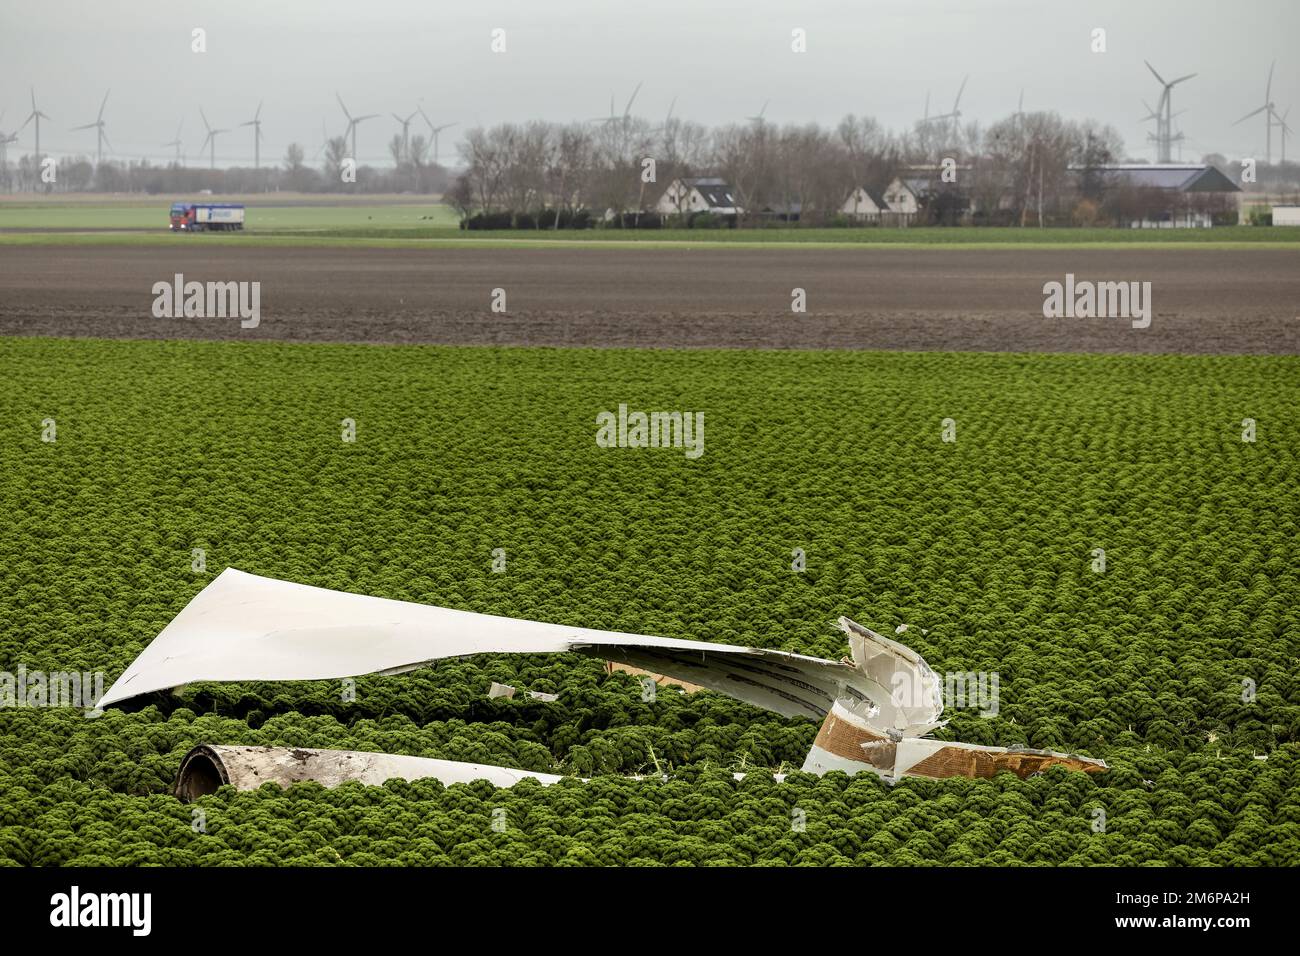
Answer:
802 700 1107 782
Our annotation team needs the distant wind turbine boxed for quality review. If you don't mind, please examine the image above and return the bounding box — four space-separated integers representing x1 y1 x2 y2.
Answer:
1233 60 1285 165
70 89 111 165
392 110 417 152
199 108 229 170
21 88 51 162
0 113 19 176
239 100 264 169
588 82 643 135
336 93 378 160
1144 61 1195 163
927 75 969 143
650 97 678 138
313 119 329 160
163 119 184 165
418 108 457 166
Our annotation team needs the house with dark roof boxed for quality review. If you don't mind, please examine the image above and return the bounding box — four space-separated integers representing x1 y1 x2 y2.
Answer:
840 186 887 220
839 183 918 226
883 178 922 215
656 177 743 218
1083 164 1242 227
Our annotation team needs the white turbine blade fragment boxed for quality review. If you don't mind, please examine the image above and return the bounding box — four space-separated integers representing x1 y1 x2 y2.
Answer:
174 745 569 799
99 568 860 719
838 616 945 736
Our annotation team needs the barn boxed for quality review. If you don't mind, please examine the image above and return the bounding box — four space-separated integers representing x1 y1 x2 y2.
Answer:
1090 164 1242 228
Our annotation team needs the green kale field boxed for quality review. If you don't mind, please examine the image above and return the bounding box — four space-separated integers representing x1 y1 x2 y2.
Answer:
1 338 1297 866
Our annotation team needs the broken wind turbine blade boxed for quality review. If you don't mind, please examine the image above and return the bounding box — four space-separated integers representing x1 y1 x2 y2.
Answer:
174 745 569 801
106 569 1105 787
97 567 876 722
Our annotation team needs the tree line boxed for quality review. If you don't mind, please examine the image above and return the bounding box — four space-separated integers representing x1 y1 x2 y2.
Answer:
0 129 453 196
447 110 1138 227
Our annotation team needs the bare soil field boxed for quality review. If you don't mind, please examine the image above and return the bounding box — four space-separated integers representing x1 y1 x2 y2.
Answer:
0 244 1296 353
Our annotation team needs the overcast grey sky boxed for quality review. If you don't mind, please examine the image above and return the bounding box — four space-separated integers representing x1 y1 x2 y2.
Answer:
2 0 1296 167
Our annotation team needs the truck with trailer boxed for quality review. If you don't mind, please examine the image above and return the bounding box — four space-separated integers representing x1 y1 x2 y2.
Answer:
169 202 246 232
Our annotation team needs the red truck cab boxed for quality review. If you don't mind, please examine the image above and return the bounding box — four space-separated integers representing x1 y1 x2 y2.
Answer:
170 203 197 231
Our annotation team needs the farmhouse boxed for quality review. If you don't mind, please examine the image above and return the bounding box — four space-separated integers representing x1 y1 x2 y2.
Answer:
883 177 921 215
1087 164 1242 228
840 186 887 220
840 181 919 225
656 177 743 218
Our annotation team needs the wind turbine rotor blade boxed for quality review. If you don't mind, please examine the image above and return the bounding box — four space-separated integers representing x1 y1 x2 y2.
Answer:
98 90 110 120
953 75 968 112
100 130 112 152
1145 60 1167 86
336 93 352 121
255 100 263 121
71 122 98 131
1234 105 1268 125
624 81 642 117
200 108 211 132
1266 61 1274 102
1169 73 1196 86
